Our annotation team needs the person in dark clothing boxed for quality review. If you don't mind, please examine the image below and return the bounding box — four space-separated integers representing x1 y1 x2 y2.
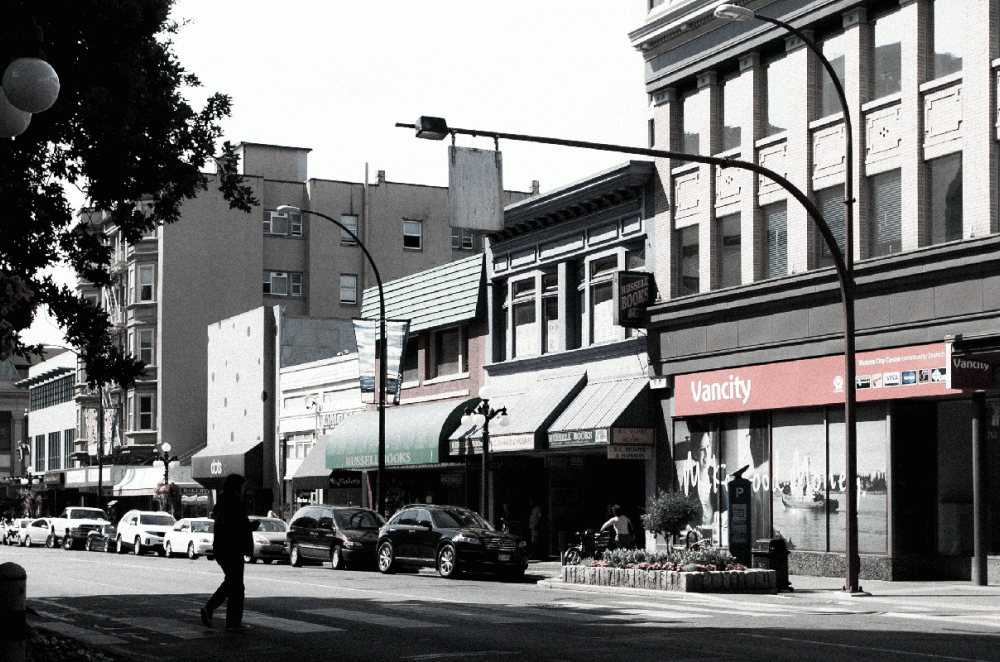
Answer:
201 473 259 632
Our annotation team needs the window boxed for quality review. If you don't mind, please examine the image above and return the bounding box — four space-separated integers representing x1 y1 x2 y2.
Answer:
35 434 44 473
47 431 60 471
542 273 559 353
932 0 963 79
928 153 963 245
138 328 154 365
64 428 75 465
340 274 357 305
0 411 10 452
763 202 788 279
403 220 422 250
340 215 358 245
589 255 617 344
402 338 419 384
678 225 699 296
818 33 847 119
872 9 902 98
869 170 901 256
682 91 704 154
138 395 154 430
29 375 74 411
263 271 303 297
434 326 466 378
451 227 479 251
137 264 154 302
717 213 741 289
647 118 655 148
511 278 538 358
814 186 846 269
263 210 303 237
721 75 747 152
765 55 794 136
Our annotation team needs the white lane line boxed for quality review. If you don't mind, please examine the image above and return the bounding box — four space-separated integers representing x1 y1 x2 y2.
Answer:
884 611 1000 629
242 610 344 633
39 622 129 646
113 617 214 640
379 602 530 624
302 606 444 628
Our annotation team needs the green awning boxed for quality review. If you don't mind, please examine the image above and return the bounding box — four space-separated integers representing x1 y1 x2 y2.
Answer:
324 398 478 469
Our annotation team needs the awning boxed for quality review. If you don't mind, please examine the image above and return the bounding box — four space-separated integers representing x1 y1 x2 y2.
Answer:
547 377 653 455
114 465 210 497
192 440 264 490
449 373 586 455
290 443 331 491
323 398 478 470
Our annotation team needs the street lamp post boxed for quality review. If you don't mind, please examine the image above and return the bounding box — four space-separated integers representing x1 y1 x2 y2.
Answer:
461 386 510 519
714 3 859 594
276 205 388 517
400 111 859 592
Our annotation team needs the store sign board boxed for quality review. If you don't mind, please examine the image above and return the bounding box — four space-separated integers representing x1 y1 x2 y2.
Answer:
548 428 609 448
945 344 995 390
607 445 653 461
675 343 959 416
612 428 653 445
613 270 653 328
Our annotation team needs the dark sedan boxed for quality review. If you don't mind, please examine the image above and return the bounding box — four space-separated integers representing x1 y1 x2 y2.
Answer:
287 505 385 569
85 525 117 553
376 504 528 580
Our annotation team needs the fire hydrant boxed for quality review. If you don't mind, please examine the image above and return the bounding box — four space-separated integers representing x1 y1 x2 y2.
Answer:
0 562 28 662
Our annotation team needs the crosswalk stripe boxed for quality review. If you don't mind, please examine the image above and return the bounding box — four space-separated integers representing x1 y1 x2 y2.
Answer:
379 603 530 625
242 610 344 633
114 617 213 640
39 622 129 646
302 607 444 628
884 612 1000 629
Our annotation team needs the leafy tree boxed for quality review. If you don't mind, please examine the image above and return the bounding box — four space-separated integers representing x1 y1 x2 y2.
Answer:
640 489 701 541
0 0 257 389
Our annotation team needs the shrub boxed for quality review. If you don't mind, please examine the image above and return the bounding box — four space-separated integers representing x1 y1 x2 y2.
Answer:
640 489 701 541
595 546 739 572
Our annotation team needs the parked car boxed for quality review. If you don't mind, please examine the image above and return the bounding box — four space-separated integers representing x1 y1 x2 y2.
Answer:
22 518 56 548
245 516 288 564
376 504 528 580
163 517 214 559
51 507 111 550
287 505 385 569
115 510 177 555
85 524 118 553
6 518 31 546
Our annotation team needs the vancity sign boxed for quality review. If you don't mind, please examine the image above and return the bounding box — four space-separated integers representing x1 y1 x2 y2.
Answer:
675 343 963 417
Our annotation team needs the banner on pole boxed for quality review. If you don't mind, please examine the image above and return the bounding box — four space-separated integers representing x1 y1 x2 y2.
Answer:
352 318 411 405
103 409 118 456
84 408 98 457
448 146 504 232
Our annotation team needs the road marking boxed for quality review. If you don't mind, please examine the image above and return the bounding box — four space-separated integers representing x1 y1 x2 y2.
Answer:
302 606 444 628
402 652 521 660
884 611 1000 629
38 622 129 646
380 602 531 624
113 617 214 640
242 610 343 633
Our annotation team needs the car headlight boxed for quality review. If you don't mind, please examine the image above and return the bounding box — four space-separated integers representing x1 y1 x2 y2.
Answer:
143 530 161 537
454 533 482 545
343 540 362 549
198 537 212 544
518 540 527 548
253 533 268 544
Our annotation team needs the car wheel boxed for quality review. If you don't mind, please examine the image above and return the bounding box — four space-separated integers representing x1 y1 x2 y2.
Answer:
46 534 56 548
330 546 347 570
106 540 115 553
187 542 197 560
164 542 173 557
133 536 143 555
564 548 582 566
377 541 395 574
86 538 93 552
436 543 459 579
24 536 31 548
289 543 302 568
63 535 74 550
116 536 125 554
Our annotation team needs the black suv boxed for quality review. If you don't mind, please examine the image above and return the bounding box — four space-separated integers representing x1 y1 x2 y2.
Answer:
376 504 528 581
287 505 385 569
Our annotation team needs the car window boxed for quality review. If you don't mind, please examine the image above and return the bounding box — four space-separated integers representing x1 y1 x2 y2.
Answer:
415 510 433 527
317 510 334 530
395 509 418 526
335 509 384 530
192 521 214 534
256 520 286 533
32 519 45 527
139 513 176 526
291 509 317 529
173 522 185 531
431 508 492 530
71 509 107 520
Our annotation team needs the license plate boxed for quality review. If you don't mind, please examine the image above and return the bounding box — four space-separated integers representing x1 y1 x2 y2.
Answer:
498 553 510 561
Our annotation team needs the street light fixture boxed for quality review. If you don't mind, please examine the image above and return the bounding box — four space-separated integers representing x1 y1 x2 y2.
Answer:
714 3 860 594
400 110 859 592
275 204 388 517
461 385 510 520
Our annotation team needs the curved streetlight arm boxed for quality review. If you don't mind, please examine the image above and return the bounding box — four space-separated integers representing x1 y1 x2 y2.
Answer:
275 205 388 518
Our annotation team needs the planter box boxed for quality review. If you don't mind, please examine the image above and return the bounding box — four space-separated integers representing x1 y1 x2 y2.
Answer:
561 566 776 594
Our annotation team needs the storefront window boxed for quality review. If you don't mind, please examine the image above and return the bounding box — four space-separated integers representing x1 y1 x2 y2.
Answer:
772 410 829 551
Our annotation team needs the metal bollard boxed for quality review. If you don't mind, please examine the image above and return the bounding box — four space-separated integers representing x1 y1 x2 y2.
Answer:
0 562 28 662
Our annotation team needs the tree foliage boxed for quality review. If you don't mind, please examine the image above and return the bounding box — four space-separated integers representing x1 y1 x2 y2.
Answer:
0 0 257 388
640 489 701 540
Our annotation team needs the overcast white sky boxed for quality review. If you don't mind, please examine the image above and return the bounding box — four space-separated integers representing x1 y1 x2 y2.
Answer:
25 0 652 347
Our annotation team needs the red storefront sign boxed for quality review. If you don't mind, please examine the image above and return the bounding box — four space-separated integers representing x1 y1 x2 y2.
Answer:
675 343 959 416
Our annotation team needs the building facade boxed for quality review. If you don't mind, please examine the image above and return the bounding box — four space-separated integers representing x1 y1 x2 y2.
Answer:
3 352 53 515
632 0 1000 580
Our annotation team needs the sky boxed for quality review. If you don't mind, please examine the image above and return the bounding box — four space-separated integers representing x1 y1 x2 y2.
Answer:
24 0 652 347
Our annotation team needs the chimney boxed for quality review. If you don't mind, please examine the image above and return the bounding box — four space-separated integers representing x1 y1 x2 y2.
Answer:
377 170 386 185
531 180 540 195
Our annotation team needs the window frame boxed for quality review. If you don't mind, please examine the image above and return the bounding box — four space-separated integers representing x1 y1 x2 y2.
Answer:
137 328 154 366
263 271 303 297
403 219 423 251
137 394 154 431
137 264 155 303
340 215 359 245
340 273 358 305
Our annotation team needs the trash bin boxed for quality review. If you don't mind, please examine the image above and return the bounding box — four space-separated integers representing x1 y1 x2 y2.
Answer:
752 538 792 591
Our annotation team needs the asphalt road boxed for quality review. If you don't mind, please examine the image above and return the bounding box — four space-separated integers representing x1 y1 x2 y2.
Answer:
6 544 999 662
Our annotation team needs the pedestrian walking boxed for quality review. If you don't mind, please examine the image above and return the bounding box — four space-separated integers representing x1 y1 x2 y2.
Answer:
201 473 259 632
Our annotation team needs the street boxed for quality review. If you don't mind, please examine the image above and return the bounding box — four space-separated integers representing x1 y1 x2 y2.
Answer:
7 545 999 662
